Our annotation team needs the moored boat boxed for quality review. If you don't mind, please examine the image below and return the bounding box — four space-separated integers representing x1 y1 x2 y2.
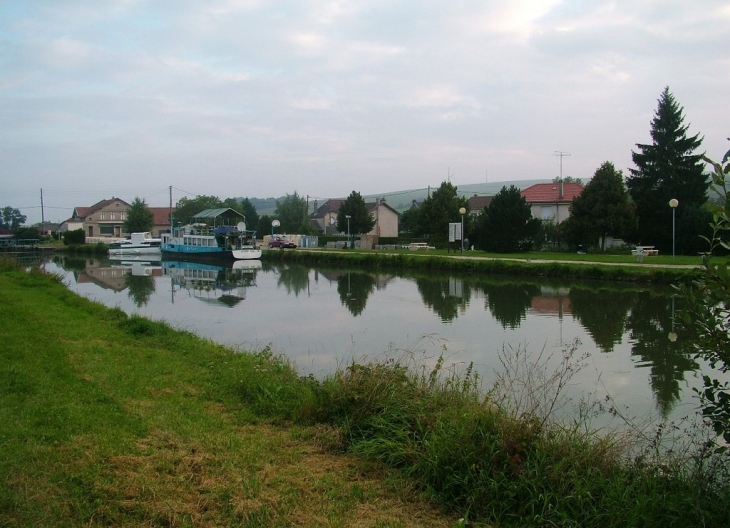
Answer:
108 232 162 256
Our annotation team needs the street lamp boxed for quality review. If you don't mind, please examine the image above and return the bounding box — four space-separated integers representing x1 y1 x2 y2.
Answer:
345 215 351 249
669 198 678 262
459 207 466 254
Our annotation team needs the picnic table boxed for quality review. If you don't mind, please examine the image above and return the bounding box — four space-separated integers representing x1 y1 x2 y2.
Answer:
632 246 659 257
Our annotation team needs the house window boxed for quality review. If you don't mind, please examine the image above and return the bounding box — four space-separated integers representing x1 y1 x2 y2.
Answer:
540 206 554 220
100 212 105 220
110 212 116 220
99 225 114 235
120 212 125 220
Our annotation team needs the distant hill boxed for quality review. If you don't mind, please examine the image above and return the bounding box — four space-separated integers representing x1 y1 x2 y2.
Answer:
244 178 569 216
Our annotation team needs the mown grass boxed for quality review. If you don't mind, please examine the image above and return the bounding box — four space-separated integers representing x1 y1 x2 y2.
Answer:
3 258 730 527
0 259 453 527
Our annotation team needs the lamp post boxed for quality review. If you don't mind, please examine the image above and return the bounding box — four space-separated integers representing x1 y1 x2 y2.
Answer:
458 207 466 254
345 215 351 249
669 199 678 262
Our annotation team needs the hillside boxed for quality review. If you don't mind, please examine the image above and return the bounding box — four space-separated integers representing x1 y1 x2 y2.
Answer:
248 178 560 216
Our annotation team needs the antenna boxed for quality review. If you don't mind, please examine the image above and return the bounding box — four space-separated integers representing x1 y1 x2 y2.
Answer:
554 151 570 180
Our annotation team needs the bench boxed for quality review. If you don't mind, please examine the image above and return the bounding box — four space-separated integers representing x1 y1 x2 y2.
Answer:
408 243 434 251
631 246 659 257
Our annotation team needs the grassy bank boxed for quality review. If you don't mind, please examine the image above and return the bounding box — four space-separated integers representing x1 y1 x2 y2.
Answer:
263 248 698 284
3 259 730 527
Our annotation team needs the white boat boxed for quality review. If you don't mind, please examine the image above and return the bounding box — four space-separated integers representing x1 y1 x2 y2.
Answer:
108 232 162 256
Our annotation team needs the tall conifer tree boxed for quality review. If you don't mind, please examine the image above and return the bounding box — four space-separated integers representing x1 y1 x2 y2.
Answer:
627 87 707 252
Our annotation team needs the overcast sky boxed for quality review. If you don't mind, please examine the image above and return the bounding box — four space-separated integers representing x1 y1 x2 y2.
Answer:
2 1 728 225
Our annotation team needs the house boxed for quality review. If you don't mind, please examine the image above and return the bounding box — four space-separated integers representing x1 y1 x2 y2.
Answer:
520 181 583 223
61 199 173 238
149 207 173 237
66 198 131 238
467 194 492 216
310 198 400 238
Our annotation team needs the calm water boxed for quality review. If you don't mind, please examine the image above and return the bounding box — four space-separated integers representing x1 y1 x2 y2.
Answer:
45 254 707 428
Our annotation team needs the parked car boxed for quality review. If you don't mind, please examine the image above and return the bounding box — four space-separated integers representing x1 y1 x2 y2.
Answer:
269 236 297 249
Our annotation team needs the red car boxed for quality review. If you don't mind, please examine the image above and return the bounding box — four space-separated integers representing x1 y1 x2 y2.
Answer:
268 236 297 249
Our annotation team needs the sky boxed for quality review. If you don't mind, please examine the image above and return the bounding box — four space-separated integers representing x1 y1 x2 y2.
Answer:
1 1 728 225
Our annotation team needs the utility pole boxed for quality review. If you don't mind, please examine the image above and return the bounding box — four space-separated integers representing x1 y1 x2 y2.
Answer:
40 188 45 232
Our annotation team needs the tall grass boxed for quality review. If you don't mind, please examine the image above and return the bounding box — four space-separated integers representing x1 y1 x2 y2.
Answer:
241 342 730 527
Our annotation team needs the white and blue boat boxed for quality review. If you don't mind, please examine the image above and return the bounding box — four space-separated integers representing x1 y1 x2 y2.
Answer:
161 208 262 260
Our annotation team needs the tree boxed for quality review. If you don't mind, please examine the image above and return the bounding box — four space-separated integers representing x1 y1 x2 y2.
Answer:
473 185 539 252
124 197 154 234
239 198 259 231
418 182 468 246
399 207 422 237
274 192 309 233
564 162 637 250
1 207 26 229
679 147 730 449
336 191 375 238
627 87 708 253
258 214 273 237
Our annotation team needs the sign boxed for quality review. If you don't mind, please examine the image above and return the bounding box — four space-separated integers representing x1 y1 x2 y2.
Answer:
448 223 462 242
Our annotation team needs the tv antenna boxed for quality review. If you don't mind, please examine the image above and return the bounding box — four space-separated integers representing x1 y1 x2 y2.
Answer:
555 151 570 180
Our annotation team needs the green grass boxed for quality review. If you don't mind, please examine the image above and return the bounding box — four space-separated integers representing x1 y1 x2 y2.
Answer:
3 258 730 527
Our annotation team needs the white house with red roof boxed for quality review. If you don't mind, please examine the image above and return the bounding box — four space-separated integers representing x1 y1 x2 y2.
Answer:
520 181 583 224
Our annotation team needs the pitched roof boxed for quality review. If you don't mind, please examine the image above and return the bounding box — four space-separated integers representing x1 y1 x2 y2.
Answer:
312 199 346 218
149 207 173 226
71 198 131 220
520 182 583 203
467 195 492 212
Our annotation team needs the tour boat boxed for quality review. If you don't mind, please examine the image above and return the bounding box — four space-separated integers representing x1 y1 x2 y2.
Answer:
161 223 262 260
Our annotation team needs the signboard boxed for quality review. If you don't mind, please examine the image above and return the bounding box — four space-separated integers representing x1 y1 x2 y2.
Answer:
448 222 462 242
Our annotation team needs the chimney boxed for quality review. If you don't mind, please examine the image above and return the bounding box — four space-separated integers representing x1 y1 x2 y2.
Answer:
559 180 564 200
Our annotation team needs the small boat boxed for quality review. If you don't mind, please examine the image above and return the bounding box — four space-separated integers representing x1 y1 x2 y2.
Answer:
108 232 162 256
161 223 262 260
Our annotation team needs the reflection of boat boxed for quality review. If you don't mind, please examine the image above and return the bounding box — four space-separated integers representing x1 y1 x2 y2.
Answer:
163 259 258 306
109 258 162 277
161 209 261 260
108 232 162 256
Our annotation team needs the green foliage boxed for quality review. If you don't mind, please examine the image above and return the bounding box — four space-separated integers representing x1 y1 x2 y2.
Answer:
417 182 468 245
565 161 637 250
336 191 375 236
258 214 273 236
274 192 309 233
679 147 730 449
13 226 40 240
62 229 85 246
237 197 259 231
123 197 154 234
474 185 539 252
627 87 708 252
173 195 224 225
398 207 421 236
1 206 26 229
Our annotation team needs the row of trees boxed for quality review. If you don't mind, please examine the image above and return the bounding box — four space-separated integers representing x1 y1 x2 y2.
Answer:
397 87 716 255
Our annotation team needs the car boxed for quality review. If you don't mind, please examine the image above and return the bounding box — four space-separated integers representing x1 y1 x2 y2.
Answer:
268 236 297 249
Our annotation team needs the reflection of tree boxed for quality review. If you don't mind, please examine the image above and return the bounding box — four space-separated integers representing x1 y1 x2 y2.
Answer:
276 265 310 296
415 278 471 323
337 272 376 316
483 282 539 329
628 292 698 417
570 287 636 352
125 273 156 306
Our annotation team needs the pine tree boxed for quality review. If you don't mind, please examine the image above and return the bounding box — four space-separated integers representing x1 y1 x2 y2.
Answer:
627 87 707 252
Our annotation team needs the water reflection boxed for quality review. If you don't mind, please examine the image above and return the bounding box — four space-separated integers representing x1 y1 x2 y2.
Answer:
45 257 709 421
164 259 260 307
628 291 698 417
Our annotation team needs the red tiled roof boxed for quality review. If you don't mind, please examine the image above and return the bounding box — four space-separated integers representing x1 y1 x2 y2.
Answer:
149 207 173 226
520 182 583 203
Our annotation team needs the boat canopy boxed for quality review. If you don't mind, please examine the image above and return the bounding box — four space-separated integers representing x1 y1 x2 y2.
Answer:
192 208 245 227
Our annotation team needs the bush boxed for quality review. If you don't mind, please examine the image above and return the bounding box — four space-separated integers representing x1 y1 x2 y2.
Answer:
62 229 85 246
